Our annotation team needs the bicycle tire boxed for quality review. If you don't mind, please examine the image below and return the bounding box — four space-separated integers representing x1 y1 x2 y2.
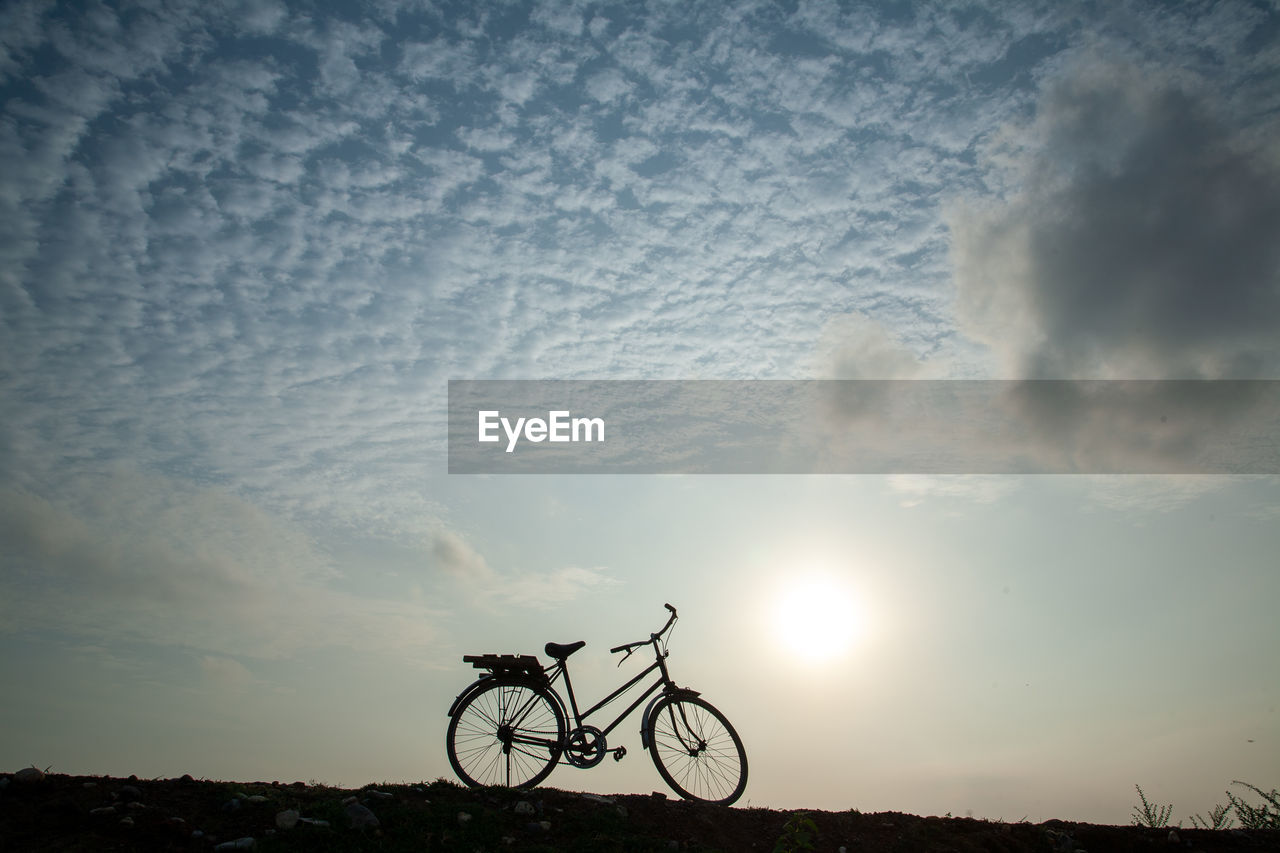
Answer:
446 679 565 789
647 694 747 805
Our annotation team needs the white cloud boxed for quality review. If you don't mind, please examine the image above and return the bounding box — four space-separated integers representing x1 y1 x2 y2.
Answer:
0 469 443 659
886 475 1021 508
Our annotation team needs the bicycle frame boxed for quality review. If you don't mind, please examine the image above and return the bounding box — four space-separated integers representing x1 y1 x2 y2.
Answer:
544 644 673 743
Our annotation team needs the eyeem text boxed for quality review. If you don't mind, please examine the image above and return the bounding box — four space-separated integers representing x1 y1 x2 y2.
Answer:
478 410 605 452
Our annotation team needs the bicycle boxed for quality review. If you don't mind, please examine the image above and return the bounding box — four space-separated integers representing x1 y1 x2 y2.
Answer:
445 603 748 805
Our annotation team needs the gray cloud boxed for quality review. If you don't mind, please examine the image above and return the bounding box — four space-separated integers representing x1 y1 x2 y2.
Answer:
952 60 1280 379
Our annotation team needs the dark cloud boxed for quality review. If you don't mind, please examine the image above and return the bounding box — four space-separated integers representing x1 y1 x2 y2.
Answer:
954 62 1280 379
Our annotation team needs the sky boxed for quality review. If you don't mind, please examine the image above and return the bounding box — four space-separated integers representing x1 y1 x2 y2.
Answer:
2 0 1278 825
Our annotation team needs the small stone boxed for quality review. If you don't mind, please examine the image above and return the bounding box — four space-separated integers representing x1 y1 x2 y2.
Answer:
366 789 393 799
126 801 147 810
276 809 300 829
650 791 667 800
581 793 615 804
1167 830 1180 844
246 795 268 803
213 838 256 851
617 805 628 818
539 820 551 831
116 785 142 803
119 816 134 827
457 811 472 825
90 806 117 816
342 795 358 805
82 782 97 789
346 802 380 829
502 836 516 845
298 818 329 828
14 767 45 784
180 773 194 782
514 800 536 815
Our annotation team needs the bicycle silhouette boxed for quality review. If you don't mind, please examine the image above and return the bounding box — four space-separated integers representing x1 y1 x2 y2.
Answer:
445 604 748 805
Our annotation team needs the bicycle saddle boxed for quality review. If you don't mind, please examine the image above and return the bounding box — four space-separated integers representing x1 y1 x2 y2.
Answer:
544 640 585 660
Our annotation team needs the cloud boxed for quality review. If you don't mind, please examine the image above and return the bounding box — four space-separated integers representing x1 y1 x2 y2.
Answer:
431 527 615 608
812 312 934 379
951 59 1280 379
489 566 617 609
0 468 443 659
431 529 494 582
200 655 256 690
886 474 1021 508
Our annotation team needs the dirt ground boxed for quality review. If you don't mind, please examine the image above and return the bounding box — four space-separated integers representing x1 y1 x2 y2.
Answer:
3 771 1278 852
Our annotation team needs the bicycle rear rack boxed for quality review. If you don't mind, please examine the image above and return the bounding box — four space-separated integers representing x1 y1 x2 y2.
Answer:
462 653 548 681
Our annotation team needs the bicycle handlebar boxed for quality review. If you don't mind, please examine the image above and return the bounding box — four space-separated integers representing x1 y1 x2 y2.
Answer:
609 604 678 654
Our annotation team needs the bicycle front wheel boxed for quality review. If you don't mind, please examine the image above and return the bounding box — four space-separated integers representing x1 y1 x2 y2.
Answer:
447 680 565 789
647 694 747 805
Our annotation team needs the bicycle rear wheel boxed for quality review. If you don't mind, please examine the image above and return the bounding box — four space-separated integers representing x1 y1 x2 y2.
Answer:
447 679 565 789
647 694 747 805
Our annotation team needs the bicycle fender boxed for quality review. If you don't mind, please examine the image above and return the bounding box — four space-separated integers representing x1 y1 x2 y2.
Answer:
638 687 701 750
446 675 493 718
446 674 571 726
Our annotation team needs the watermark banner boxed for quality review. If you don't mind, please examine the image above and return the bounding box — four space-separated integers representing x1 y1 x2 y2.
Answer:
447 380 1280 474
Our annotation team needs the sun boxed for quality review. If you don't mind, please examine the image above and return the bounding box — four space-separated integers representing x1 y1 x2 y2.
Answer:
773 573 862 663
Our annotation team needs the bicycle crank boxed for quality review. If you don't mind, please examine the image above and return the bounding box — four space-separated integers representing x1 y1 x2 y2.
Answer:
564 725 607 768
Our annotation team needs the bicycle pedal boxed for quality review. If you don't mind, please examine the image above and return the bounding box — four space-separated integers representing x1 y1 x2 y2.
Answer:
613 747 627 762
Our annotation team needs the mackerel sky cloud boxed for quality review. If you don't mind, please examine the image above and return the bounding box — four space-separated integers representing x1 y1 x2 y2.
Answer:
2 0 1277 822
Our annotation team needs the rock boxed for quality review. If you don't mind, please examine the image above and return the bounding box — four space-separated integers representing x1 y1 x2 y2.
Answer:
346 802 380 829
651 791 667 800
14 767 45 784
457 811 472 826
125 801 147 810
298 818 329 828
342 795 359 805
514 800 536 815
213 838 256 851
116 785 142 803
82 782 97 789
581 793 615 804
276 809 300 829
1167 829 1180 844
119 816 133 827
246 794 268 803
365 789 393 799
180 773 194 782
90 806 117 816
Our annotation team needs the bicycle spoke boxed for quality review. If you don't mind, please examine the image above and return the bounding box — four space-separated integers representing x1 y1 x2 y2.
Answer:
649 695 746 805
447 680 565 790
